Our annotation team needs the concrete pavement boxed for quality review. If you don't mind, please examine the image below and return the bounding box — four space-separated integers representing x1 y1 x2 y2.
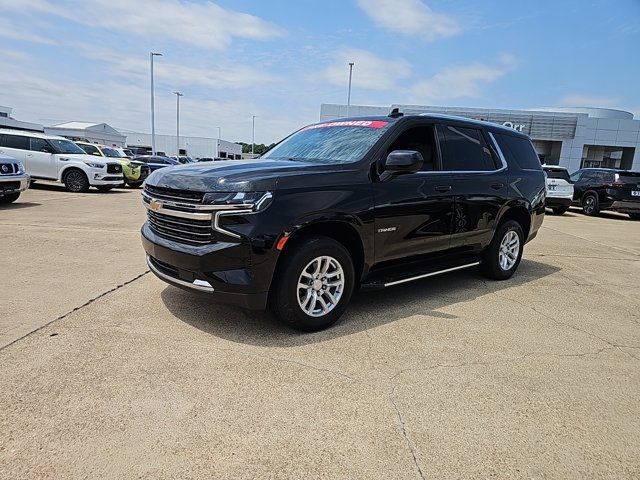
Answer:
1 184 639 479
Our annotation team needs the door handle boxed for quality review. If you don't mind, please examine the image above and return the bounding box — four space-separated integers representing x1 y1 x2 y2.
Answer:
434 185 452 192
490 183 505 190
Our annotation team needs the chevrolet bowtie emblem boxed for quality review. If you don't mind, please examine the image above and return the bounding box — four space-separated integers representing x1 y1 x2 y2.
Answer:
150 199 162 211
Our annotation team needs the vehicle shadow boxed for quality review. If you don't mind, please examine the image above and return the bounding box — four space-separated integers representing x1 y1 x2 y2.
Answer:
0 201 42 210
30 182 130 194
567 207 633 221
160 258 560 347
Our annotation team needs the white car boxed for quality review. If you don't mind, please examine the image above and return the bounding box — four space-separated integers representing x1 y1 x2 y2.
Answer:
0 129 123 192
543 165 574 215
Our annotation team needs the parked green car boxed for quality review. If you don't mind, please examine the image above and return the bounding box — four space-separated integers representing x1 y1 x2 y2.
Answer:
76 142 150 188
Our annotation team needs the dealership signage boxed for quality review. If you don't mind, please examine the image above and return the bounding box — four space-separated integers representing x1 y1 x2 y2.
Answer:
502 121 527 132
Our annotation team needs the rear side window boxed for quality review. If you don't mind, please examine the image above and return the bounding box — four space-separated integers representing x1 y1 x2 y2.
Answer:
0 134 29 150
438 125 497 171
30 138 49 152
494 133 541 170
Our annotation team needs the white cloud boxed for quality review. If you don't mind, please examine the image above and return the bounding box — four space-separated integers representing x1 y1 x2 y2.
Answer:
559 94 619 107
356 0 459 41
0 17 57 44
409 54 518 103
0 0 283 50
324 48 412 91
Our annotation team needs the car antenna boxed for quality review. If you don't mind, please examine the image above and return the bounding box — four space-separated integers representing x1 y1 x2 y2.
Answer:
388 107 403 118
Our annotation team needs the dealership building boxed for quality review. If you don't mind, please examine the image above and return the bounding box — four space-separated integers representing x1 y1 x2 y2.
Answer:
320 103 640 171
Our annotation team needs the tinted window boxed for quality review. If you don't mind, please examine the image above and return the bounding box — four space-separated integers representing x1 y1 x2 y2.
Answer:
80 144 101 156
30 138 50 152
494 133 541 170
387 125 436 171
617 172 640 184
132 157 147 163
543 168 571 182
438 125 497 171
569 171 582 182
49 139 86 154
263 120 391 164
1 134 29 150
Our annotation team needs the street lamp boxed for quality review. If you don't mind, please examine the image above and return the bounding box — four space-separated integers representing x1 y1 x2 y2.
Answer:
347 62 354 117
215 126 221 158
150 51 163 155
251 115 257 156
173 91 183 158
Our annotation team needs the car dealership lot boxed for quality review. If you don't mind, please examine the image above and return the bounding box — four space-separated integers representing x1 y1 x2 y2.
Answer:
1 184 639 479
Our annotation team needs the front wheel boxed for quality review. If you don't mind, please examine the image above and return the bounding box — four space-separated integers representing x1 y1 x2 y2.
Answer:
63 169 89 193
480 220 524 280
0 192 20 204
270 236 354 332
582 193 599 216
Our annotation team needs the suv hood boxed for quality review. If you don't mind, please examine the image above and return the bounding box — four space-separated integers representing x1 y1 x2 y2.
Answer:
146 158 334 192
63 153 120 164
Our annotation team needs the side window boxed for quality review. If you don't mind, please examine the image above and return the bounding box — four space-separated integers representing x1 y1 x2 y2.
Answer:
493 133 541 170
30 138 50 152
1 134 29 150
387 125 436 171
438 125 496 171
81 144 100 156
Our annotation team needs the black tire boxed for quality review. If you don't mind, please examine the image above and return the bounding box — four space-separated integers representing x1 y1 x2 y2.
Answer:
126 181 143 188
629 213 640 220
0 192 20 204
552 206 569 215
480 220 524 280
581 193 599 216
270 236 355 332
63 169 89 193
96 186 114 192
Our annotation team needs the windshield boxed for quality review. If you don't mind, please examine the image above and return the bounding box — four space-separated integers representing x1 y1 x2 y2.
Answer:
262 120 391 164
102 147 123 158
50 139 87 154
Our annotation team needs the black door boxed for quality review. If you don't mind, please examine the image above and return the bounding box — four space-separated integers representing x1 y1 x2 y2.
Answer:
373 122 454 263
436 123 508 251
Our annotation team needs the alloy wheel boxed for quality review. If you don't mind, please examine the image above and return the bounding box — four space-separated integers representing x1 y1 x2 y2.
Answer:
66 171 86 192
583 196 595 214
498 230 520 271
297 256 344 317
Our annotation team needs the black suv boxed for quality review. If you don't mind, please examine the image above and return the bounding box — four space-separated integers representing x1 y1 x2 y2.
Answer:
141 114 545 331
570 168 640 219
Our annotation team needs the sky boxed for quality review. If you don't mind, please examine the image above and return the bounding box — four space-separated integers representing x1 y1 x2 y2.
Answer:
0 0 639 144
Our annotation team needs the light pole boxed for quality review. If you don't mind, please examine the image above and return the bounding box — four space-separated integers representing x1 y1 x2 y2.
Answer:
251 115 257 156
347 62 354 117
150 51 163 155
215 126 221 158
173 91 183 158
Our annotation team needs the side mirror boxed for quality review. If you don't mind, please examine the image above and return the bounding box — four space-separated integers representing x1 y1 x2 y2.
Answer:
380 150 423 181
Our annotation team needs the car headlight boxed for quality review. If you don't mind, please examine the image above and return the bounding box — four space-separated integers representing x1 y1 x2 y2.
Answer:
202 191 273 211
84 161 105 169
16 161 26 174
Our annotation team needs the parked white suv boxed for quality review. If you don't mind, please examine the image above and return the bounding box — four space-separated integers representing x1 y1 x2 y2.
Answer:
543 165 574 215
0 129 123 192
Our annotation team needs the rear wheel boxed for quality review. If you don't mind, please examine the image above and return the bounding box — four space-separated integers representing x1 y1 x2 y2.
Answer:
582 193 599 216
480 220 524 280
0 192 20 204
63 169 89 193
552 206 569 215
629 213 640 220
270 236 354 331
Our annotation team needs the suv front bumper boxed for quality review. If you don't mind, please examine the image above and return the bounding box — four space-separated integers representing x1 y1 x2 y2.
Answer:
0 173 30 194
141 224 270 310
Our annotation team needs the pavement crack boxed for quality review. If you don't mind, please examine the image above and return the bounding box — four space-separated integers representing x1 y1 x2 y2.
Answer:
0 270 150 352
389 383 426 480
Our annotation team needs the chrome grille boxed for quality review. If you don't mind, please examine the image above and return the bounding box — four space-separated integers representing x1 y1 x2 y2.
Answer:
144 184 204 204
147 210 214 245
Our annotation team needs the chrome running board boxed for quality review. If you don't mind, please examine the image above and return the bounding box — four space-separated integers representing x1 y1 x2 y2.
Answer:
383 262 480 287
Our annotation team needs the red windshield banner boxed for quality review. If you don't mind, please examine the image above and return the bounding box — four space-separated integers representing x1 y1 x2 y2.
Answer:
302 120 388 131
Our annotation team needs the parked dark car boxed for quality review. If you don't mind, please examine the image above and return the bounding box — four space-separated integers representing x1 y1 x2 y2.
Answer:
569 168 640 219
132 155 180 172
141 114 545 331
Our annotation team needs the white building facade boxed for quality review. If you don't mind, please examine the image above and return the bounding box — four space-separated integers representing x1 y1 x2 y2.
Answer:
321 104 640 171
123 131 242 160
45 122 126 147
